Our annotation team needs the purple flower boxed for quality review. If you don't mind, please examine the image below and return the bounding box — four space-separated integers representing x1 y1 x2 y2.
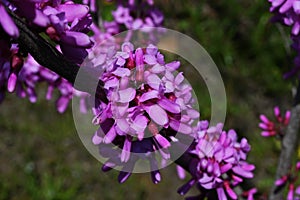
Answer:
92 41 198 145
259 106 290 137
43 1 93 64
104 0 164 38
268 0 300 78
269 0 300 35
178 122 255 199
0 0 93 111
103 21 120 35
273 161 300 200
12 0 50 27
0 40 31 101
112 5 133 25
88 42 199 182
0 45 87 112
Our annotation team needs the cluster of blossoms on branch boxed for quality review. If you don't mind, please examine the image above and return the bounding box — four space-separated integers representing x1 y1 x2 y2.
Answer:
178 122 255 200
87 39 256 199
0 0 163 112
1 0 93 62
90 41 199 183
259 106 290 138
0 0 93 111
103 0 163 35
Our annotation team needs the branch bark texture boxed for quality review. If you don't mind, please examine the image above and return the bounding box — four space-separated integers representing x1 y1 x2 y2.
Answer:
9 10 80 84
269 89 300 200
9 10 108 102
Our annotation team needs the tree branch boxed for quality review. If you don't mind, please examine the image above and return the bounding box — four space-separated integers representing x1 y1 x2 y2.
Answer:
9 10 108 102
8 10 80 84
269 83 300 200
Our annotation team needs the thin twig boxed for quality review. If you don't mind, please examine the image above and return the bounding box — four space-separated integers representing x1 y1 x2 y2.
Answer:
269 82 300 200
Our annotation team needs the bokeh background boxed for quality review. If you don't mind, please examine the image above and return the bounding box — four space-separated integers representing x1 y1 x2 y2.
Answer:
0 0 295 199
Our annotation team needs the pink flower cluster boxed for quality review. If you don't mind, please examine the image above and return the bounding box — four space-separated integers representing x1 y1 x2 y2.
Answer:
178 122 255 200
104 0 164 35
275 161 300 200
1 0 93 63
0 0 93 111
0 0 165 112
91 42 199 182
259 106 290 137
269 0 300 35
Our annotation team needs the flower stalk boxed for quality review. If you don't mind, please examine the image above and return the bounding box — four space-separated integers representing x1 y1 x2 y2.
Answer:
269 82 300 200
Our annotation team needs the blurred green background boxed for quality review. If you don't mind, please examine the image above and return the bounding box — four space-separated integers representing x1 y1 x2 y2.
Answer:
0 0 296 199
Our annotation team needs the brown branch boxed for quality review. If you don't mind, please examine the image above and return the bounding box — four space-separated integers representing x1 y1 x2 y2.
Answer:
8 9 80 84
269 84 300 200
8 10 108 102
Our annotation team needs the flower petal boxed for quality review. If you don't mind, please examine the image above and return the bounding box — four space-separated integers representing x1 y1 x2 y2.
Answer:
217 187 227 200
169 120 192 134
0 5 19 37
121 137 132 162
116 119 130 133
61 31 93 48
118 171 131 183
145 105 168 126
158 98 181 113
56 96 70 113
146 74 161 90
165 61 180 71
92 131 102 145
176 165 186 180
144 55 157 65
150 64 165 73
103 126 116 144
177 179 196 195
112 67 131 77
154 134 171 148
232 166 254 178
118 88 136 103
187 109 200 119
7 73 17 93
151 170 161 184
131 115 148 133
139 90 159 102
175 72 184 85
57 4 89 22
